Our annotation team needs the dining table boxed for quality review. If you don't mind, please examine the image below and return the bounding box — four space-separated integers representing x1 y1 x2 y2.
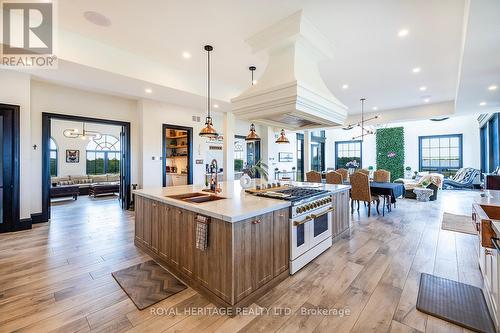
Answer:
341 180 405 216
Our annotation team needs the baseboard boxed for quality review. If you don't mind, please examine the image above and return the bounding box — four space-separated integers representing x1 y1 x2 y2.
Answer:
31 212 46 224
16 218 33 231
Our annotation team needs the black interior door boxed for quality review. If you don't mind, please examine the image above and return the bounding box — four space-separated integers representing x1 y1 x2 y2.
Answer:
119 126 131 210
0 104 20 233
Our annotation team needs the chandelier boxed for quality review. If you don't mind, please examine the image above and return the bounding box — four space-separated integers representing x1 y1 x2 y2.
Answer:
343 98 380 141
63 122 102 140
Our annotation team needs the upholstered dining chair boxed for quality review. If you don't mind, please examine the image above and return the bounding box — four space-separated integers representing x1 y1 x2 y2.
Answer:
349 172 380 217
356 169 370 176
306 171 322 183
326 171 343 185
336 168 349 181
373 169 391 182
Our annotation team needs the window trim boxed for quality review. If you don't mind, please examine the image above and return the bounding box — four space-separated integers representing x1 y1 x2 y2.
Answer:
418 134 463 173
334 140 363 169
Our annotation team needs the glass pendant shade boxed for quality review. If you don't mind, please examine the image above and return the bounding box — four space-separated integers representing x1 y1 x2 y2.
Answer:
275 129 290 144
245 123 260 141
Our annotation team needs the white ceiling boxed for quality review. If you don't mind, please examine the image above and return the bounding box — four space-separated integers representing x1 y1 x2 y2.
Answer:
11 0 499 119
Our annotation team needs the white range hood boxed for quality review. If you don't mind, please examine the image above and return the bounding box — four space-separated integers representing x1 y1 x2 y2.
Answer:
231 11 348 131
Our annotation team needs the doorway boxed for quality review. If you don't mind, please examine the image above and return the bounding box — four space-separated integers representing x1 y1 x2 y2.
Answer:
42 113 131 223
296 133 304 181
162 124 193 186
0 104 20 233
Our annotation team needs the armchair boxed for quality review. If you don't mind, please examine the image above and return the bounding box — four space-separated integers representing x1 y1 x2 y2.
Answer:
442 168 479 189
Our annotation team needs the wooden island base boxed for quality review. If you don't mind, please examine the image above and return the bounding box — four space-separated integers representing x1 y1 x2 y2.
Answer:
134 196 291 313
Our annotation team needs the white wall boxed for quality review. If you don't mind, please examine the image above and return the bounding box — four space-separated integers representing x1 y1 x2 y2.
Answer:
0 70 31 219
50 120 122 177
325 114 480 171
30 80 139 213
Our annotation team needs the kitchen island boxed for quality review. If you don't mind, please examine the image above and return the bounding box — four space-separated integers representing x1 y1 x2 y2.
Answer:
133 180 350 310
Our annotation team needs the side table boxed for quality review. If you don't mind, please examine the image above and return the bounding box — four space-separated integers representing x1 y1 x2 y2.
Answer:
413 187 433 202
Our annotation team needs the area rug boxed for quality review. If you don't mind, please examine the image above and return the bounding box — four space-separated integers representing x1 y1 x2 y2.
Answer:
112 260 187 310
416 273 495 333
441 212 476 235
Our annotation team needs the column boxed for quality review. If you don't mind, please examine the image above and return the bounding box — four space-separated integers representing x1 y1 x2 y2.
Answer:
223 112 235 181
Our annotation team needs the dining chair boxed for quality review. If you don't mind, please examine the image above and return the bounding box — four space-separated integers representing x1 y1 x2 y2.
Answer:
373 169 392 214
306 171 322 183
356 169 370 176
373 169 391 182
326 171 343 185
349 172 380 217
336 168 349 181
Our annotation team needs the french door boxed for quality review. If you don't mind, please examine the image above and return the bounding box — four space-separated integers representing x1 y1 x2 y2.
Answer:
0 104 20 233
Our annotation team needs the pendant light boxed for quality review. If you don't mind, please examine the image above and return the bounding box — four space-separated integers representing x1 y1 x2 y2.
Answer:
245 66 260 142
199 45 219 138
275 129 290 144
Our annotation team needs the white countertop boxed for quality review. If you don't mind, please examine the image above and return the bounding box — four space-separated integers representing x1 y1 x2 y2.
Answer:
134 180 351 223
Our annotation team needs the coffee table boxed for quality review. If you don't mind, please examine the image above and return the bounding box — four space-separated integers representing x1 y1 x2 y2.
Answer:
89 183 120 198
413 187 434 202
51 185 80 200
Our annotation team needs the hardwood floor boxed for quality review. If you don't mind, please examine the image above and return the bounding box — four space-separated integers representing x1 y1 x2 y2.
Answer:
0 192 483 332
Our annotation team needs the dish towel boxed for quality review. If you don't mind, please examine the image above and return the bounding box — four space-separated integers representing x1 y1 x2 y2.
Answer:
195 214 210 251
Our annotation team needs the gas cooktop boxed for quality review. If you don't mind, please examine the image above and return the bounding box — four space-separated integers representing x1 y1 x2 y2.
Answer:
256 187 330 203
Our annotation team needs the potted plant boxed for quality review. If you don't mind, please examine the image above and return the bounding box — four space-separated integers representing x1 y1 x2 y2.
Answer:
346 160 359 175
367 166 374 178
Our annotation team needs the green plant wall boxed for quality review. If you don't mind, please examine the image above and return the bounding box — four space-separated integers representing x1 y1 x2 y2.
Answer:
376 127 405 181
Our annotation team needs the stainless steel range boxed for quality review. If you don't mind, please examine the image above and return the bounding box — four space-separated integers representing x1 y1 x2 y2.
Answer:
256 186 334 274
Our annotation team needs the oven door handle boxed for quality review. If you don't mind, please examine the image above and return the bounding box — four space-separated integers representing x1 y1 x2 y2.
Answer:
293 208 335 226
492 238 500 252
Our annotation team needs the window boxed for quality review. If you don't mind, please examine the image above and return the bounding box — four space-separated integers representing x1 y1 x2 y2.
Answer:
234 137 245 172
50 137 57 177
296 133 304 181
311 131 326 172
419 134 462 177
86 135 121 175
335 140 362 169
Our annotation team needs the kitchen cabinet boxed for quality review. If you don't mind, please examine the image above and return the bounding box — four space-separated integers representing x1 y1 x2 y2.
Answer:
333 190 350 239
135 198 289 309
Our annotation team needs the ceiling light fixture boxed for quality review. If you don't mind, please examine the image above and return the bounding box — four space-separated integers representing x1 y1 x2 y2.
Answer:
182 52 191 59
398 29 409 37
424 98 430 103
275 129 290 144
372 106 378 111
246 66 261 142
213 104 219 108
145 88 152 94
64 122 102 141
199 45 219 138
343 98 379 141
480 102 487 106
342 84 349 89
419 86 427 91
412 67 421 73
489 85 497 91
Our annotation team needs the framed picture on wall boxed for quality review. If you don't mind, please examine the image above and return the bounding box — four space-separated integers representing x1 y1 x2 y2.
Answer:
279 152 293 162
66 150 80 163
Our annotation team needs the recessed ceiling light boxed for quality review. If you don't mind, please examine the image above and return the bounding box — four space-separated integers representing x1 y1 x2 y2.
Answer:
342 84 349 89
83 11 111 27
412 67 421 74
252 80 258 85
398 29 409 37
213 104 219 108
419 86 427 91
372 106 378 111
480 102 487 106
145 88 152 94
489 85 498 91
182 52 191 59
424 98 430 103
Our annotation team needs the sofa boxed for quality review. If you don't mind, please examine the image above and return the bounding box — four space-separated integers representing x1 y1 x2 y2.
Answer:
394 173 444 201
51 174 120 196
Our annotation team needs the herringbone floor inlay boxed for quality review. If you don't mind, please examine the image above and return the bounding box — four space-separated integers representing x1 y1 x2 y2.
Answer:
112 260 187 310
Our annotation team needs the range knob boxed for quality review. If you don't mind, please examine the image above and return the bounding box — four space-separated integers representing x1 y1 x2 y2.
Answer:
297 207 304 214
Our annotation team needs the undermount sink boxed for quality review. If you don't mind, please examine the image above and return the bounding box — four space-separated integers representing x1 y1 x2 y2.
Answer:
167 192 226 204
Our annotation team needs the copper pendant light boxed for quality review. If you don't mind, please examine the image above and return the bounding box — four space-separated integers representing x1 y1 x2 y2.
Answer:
275 129 290 144
245 66 261 142
199 45 219 138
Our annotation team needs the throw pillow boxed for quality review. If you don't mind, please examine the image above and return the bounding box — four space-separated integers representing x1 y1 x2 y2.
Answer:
59 180 74 186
